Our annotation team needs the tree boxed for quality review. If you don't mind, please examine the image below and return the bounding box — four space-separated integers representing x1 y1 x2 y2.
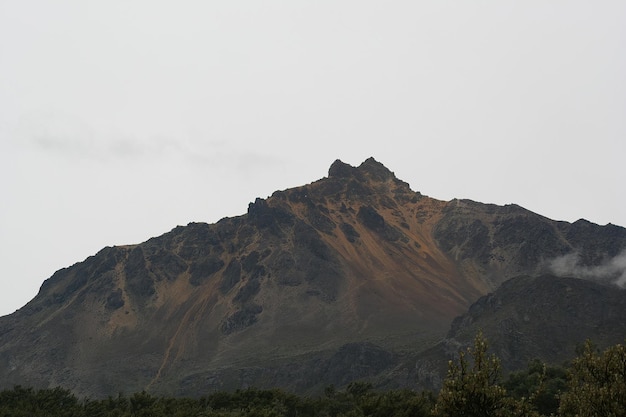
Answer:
433 332 537 417
360 389 435 417
558 340 626 417
504 359 567 416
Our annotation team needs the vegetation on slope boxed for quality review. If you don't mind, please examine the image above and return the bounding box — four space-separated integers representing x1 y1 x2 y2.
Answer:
1 335 624 417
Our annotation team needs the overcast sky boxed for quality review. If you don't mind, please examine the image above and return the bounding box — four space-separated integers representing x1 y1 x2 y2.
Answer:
1 1 625 317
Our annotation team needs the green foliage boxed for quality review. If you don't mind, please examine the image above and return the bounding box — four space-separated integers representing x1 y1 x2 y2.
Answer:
1 338 625 417
0 384 433 417
558 340 626 417
433 332 537 417
359 389 435 417
504 359 567 416
316 382 435 417
0 385 81 417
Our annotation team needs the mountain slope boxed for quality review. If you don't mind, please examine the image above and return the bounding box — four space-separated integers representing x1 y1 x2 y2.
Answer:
1 157 625 397
395 274 626 391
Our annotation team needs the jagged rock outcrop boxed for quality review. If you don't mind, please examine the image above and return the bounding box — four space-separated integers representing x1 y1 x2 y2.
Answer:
0 157 625 397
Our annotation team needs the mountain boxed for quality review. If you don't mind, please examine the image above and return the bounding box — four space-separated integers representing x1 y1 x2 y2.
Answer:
384 273 626 391
1 157 625 397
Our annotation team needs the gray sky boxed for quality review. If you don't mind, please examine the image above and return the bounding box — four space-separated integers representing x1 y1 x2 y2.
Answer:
1 1 625 316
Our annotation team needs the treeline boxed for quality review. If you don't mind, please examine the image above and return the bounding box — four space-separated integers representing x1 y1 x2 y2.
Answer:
1 335 624 416
0 385 433 417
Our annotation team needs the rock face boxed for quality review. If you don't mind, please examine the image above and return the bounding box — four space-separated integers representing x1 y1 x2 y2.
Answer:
0 157 625 397
399 274 626 392
447 275 626 366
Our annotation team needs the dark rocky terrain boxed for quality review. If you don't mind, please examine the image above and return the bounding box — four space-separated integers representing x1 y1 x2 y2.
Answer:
384 274 626 391
1 157 625 397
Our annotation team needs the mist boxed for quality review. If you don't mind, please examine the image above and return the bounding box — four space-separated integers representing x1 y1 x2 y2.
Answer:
548 250 626 288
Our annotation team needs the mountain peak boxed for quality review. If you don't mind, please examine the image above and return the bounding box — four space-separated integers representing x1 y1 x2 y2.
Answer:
358 157 396 181
327 159 355 178
328 157 396 183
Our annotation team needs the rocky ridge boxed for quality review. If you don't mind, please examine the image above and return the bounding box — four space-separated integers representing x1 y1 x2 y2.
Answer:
0 157 625 397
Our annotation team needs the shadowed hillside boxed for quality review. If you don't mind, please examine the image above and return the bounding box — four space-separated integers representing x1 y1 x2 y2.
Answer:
388 274 626 392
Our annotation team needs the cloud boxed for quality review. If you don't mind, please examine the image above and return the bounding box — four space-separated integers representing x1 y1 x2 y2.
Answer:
548 250 626 288
21 114 289 177
24 121 187 162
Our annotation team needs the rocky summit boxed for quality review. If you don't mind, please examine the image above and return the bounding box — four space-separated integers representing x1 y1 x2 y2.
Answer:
1 157 625 397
